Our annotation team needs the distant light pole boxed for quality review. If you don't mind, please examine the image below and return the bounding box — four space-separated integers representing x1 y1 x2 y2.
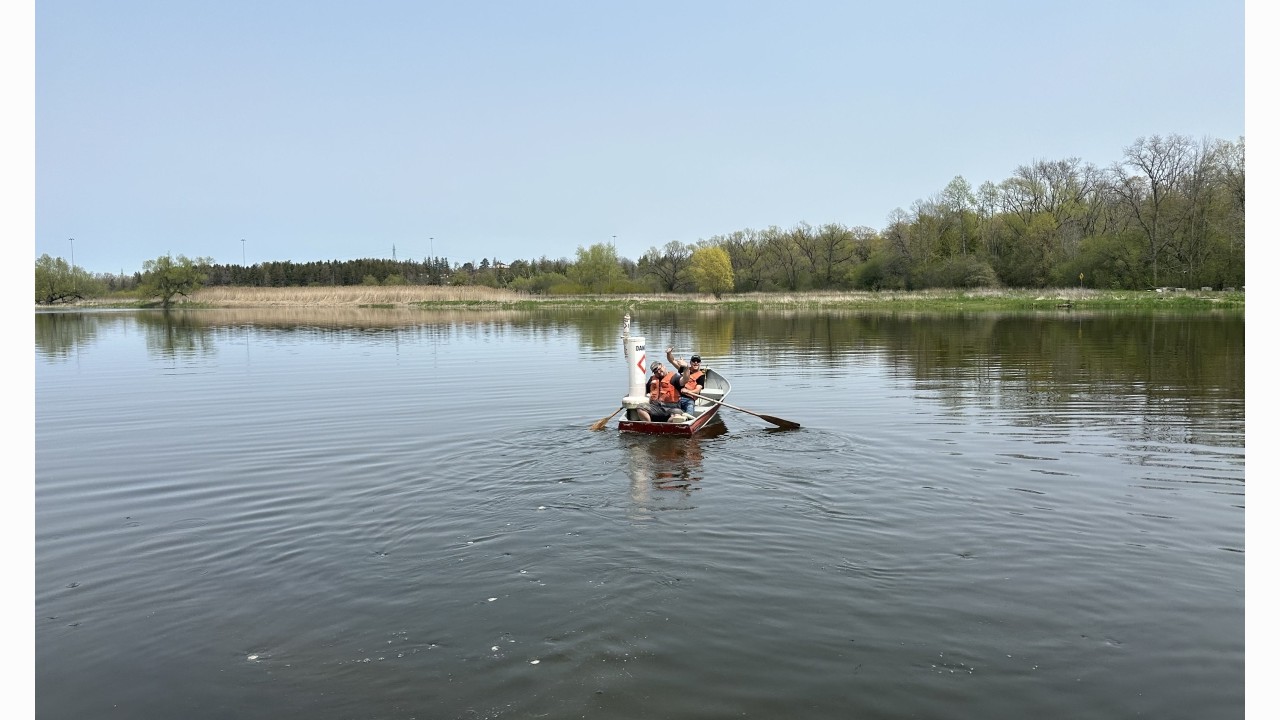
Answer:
241 238 246 266
69 237 75 293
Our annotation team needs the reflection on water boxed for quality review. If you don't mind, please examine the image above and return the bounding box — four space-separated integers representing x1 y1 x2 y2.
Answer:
135 311 217 358
37 308 1244 410
32 310 107 360
624 421 729 516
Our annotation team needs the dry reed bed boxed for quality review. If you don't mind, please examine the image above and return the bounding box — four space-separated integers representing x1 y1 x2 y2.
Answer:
188 285 525 306
162 306 535 327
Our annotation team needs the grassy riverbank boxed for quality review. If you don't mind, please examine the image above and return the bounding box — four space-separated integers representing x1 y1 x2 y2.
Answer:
46 285 1245 311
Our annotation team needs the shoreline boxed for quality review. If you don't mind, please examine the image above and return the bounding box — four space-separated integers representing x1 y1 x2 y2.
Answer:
39 286 1244 312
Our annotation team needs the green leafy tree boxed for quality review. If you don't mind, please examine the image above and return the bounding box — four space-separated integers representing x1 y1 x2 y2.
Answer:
920 255 998 288
471 268 500 288
851 249 910 290
1073 232 1146 289
689 246 734 298
139 254 212 307
511 272 570 294
568 243 625 293
35 254 100 304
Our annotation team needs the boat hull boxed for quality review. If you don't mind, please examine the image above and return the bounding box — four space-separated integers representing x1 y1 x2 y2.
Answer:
618 404 722 436
617 368 731 436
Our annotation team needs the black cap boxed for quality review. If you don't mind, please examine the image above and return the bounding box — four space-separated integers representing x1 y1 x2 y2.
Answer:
690 355 701 363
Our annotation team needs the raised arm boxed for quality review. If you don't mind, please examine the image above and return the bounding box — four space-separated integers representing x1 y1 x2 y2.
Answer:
666 346 686 371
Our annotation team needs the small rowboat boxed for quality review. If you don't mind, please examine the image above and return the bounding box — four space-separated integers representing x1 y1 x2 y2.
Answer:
596 314 797 434
605 313 733 436
618 368 732 436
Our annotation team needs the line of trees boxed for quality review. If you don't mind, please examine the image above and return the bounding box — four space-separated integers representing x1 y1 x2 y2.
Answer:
36 133 1244 304
702 134 1242 292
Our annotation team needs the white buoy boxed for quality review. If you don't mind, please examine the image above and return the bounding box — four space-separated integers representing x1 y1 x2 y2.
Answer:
621 314 649 413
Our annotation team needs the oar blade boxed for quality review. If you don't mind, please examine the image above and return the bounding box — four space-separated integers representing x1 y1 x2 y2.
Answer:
688 391 800 430
759 414 801 430
589 407 623 431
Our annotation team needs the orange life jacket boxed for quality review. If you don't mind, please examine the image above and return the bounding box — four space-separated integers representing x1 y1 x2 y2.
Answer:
648 374 680 403
684 369 705 394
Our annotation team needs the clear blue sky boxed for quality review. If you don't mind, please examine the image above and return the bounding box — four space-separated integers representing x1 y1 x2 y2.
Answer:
25 0 1246 274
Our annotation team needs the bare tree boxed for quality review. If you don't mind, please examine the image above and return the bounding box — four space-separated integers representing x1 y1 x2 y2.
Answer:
1221 136 1245 213
850 225 878 263
1173 136 1244 286
718 229 766 291
1109 134 1194 288
884 208 913 259
640 240 692 291
911 197 955 259
976 181 1001 256
1025 158 1098 256
788 222 825 288
812 223 857 288
762 225 804 291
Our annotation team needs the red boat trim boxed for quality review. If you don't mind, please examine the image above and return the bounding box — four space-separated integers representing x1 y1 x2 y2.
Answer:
618 404 722 436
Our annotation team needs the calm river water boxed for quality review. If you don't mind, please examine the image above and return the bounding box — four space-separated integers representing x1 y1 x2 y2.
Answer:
35 307 1244 719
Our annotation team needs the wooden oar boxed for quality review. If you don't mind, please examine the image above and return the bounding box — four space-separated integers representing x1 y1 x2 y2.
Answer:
589 406 623 431
686 392 800 430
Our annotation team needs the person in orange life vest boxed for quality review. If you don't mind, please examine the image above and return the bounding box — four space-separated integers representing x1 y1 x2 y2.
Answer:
666 347 705 415
635 361 685 422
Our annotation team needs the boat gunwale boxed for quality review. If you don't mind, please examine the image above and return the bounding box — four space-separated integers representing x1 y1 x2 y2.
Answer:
617 368 731 436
